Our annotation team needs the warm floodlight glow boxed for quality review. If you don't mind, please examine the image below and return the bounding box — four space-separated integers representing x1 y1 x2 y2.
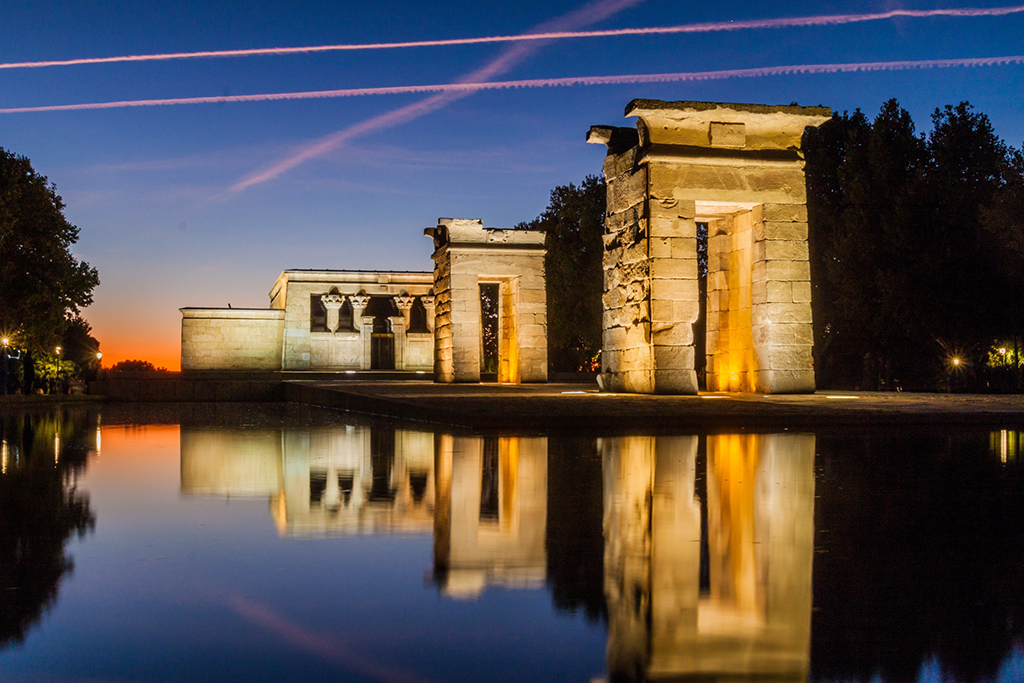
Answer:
1 338 8 347
701 395 727 399
97 352 103 359
953 357 961 366
345 370 355 374
826 395 860 399
55 346 62 354
561 390 587 394
999 347 1008 355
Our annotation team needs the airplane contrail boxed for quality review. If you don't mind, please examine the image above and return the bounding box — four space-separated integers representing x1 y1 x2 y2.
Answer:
3 55 1022 116
1 4 1022 70
228 0 645 192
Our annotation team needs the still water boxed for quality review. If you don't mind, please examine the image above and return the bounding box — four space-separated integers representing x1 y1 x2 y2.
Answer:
1 404 1024 683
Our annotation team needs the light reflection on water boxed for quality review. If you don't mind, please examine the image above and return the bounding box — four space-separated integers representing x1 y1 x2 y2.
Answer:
1 406 1024 683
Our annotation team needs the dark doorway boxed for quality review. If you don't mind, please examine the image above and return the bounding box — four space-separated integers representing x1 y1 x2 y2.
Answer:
480 283 499 381
695 221 709 390
371 335 394 370
365 296 397 370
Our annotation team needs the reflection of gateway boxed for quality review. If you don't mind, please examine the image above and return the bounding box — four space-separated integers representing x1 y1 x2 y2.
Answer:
179 425 435 537
602 434 814 681
432 435 548 598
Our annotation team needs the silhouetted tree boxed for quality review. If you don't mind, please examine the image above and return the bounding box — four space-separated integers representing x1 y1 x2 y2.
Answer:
0 149 99 358
517 175 605 372
109 359 165 372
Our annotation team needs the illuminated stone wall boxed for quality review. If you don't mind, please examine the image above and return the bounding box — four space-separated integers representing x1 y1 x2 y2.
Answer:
271 270 434 372
180 270 435 372
589 100 830 393
180 308 285 371
426 218 547 383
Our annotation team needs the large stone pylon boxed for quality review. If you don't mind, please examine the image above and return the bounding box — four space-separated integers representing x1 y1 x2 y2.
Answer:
588 100 831 394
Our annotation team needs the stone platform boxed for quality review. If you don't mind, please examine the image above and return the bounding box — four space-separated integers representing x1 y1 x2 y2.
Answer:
283 380 1024 431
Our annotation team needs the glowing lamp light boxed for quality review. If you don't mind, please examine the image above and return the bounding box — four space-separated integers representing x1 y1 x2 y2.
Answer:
55 346 62 354
953 357 961 366
1 338 8 347
96 352 103 360
999 347 1008 355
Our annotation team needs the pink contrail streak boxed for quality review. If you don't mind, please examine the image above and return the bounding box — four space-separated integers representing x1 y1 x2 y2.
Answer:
3 55 1022 116
1 4 1022 70
228 0 645 192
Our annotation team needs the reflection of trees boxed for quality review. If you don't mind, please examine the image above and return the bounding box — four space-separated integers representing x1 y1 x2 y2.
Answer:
812 431 1024 683
545 436 605 622
0 411 96 647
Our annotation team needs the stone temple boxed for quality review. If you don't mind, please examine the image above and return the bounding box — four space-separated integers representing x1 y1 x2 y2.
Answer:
181 218 547 384
589 100 830 394
182 99 827 394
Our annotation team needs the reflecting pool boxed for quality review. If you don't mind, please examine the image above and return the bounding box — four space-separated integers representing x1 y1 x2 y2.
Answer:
1 405 1024 683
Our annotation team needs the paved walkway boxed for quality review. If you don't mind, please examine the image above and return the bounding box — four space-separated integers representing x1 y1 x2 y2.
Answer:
284 380 1024 430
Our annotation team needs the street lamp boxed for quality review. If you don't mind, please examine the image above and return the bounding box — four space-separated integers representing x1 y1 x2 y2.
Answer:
1 338 8 396
55 346 62 395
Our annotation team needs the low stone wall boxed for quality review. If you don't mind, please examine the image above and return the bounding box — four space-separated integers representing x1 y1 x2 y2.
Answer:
90 374 284 402
181 308 285 371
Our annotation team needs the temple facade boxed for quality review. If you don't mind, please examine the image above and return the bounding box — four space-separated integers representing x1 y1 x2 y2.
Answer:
589 99 830 394
181 270 435 372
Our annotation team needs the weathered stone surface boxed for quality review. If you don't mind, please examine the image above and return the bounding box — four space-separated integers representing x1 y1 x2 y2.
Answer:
593 99 827 395
428 218 547 384
763 203 808 223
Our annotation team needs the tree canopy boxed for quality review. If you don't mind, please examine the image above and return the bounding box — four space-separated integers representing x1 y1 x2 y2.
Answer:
517 175 605 372
0 149 99 354
806 100 1024 390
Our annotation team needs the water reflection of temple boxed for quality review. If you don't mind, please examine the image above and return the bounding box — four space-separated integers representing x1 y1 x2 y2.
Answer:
180 426 435 536
432 435 547 598
601 434 815 682
180 425 816 679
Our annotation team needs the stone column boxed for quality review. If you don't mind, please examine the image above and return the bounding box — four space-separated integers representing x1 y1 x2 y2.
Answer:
421 295 436 332
390 315 407 370
394 293 414 328
349 293 370 328
359 316 374 370
321 293 345 333
349 293 372 369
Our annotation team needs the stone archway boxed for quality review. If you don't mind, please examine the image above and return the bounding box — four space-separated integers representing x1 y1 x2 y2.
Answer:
588 100 830 394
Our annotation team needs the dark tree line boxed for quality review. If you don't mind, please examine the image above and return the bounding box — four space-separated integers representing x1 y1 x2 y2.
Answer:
517 175 605 373
806 100 1024 391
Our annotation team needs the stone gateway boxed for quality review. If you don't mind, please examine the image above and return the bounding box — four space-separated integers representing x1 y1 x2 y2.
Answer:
588 99 831 394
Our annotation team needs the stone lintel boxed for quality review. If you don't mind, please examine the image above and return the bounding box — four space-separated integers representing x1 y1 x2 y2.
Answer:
625 99 831 153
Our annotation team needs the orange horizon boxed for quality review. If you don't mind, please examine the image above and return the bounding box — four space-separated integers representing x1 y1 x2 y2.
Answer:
98 342 181 372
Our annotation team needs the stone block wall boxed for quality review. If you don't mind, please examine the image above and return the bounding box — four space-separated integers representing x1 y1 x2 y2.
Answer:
602 147 655 393
180 309 285 371
589 100 829 394
427 219 547 384
270 271 434 372
705 209 756 392
751 203 815 393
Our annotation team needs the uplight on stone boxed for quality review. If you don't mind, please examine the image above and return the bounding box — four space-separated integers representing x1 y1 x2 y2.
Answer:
588 99 830 395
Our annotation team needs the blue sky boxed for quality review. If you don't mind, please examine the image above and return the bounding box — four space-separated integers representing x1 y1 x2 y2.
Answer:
2 0 1022 367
